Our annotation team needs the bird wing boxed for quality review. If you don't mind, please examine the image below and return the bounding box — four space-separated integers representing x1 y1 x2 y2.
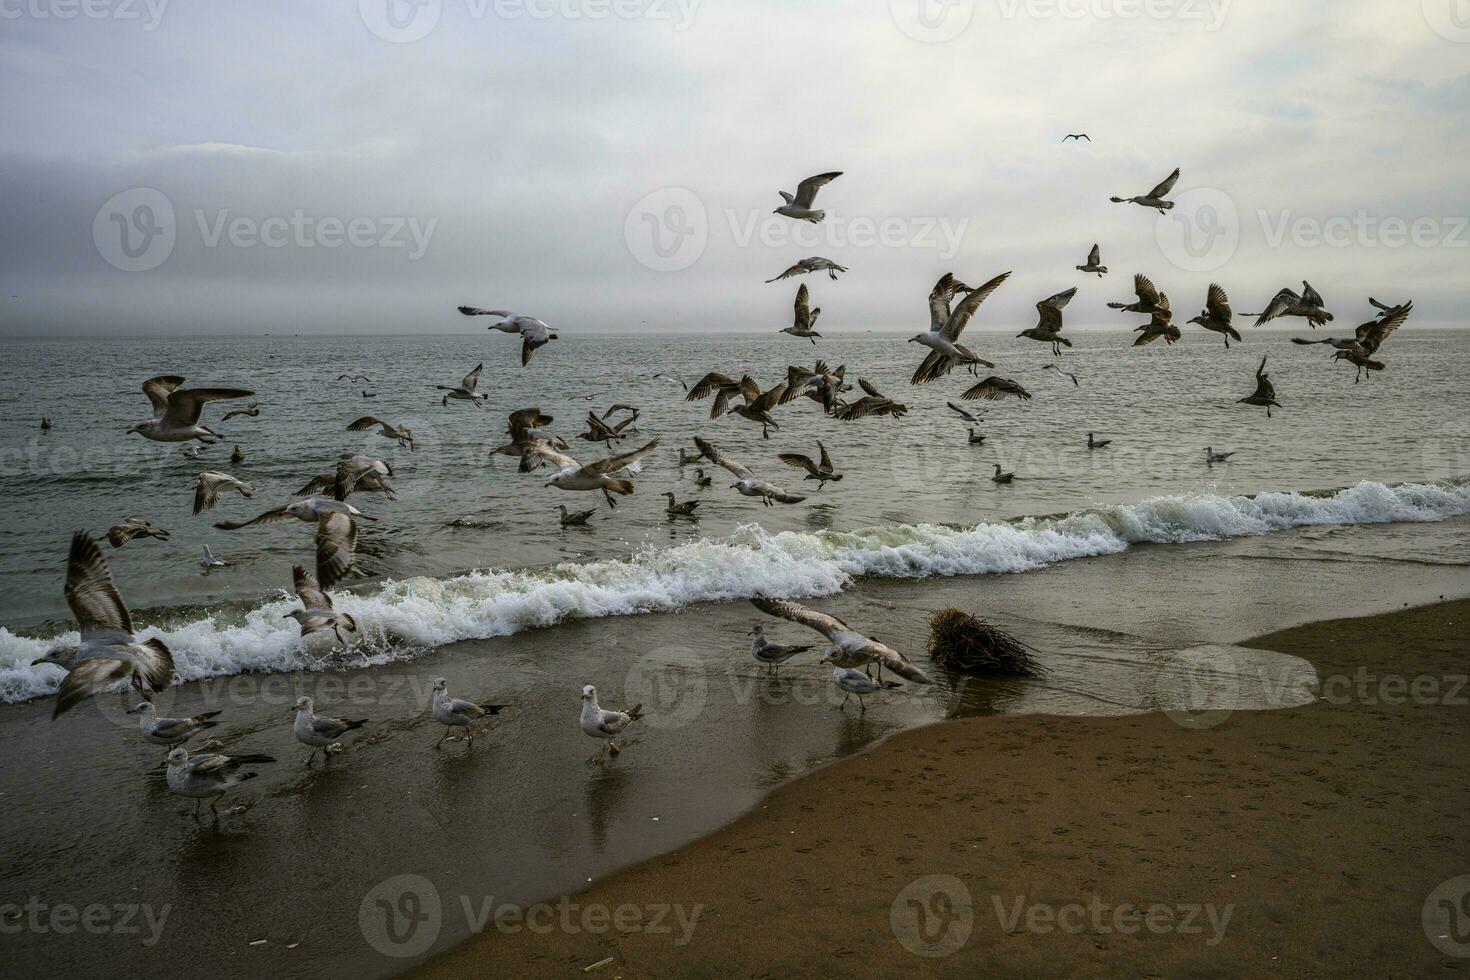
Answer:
776 453 817 476
792 171 841 208
927 272 969 332
1206 282 1231 320
461 362 484 392
1147 167 1181 199
588 438 660 475
687 372 737 401
315 512 357 592
141 375 185 415
1301 281 1325 307
1087 243 1100 266
53 657 136 717
793 283 813 328
457 306 511 317
292 564 333 610
65 531 133 633
962 377 1031 401
1035 286 1078 332
1357 301 1412 353
858 378 881 398
1254 288 1299 326
750 597 847 641
943 271 1011 340
750 382 788 412
192 473 222 516
695 436 754 479
163 388 255 427
945 401 975 420
295 474 335 497
1134 274 1160 306
507 407 553 433
346 416 388 432
817 440 832 471
524 442 581 471
213 505 292 530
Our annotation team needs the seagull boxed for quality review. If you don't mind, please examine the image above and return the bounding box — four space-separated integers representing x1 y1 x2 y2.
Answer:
199 546 228 568
283 564 358 645
1018 287 1078 355
776 441 843 489
214 500 365 589
458 307 559 365
430 678 506 749
1300 302 1412 382
559 504 595 526
230 444 244 464
833 379 907 421
747 625 812 674
826 666 896 711
1041 364 1079 387
193 471 255 515
577 411 637 445
946 401 981 422
1132 295 1181 347
105 517 169 548
967 429 986 445
1369 297 1412 318
337 374 372 382
1205 447 1235 463
780 284 822 344
493 408 567 468
961 376 1032 402
522 438 661 508
693 468 712 489
751 597 931 684
773 171 842 223
362 390 377 398
1187 284 1242 348
220 401 260 423
32 532 174 718
40 416 52 431
292 696 368 765
1061 133 1091 142
1250 282 1333 329
126 376 255 444
1238 354 1283 417
436 362 488 407
127 701 222 746
346 416 414 451
663 491 700 516
766 256 848 282
1076 244 1107 277
1087 432 1111 449
579 684 643 760
695 436 806 506
677 447 702 466
687 372 760 420
729 381 794 439
165 746 275 817
1110 167 1180 212
992 463 1015 484
297 455 397 502
786 361 851 414
653 373 689 392
1108 274 1167 315
909 272 1009 383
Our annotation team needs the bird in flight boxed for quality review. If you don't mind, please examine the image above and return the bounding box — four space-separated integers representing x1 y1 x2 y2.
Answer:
1061 133 1091 142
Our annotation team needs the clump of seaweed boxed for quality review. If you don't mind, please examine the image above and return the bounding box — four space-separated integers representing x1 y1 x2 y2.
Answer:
927 608 1046 677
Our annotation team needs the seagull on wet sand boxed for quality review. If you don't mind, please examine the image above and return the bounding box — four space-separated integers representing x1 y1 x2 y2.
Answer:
165 746 274 817
696 437 807 506
293 696 368 765
773 172 842 223
827 666 897 711
747 625 812 674
579 684 643 760
910 272 1008 383
128 701 222 746
431 677 507 748
126 376 255 444
1110 167 1180 212
766 256 848 282
1076 244 1107 277
193 471 255 515
751 597 931 684
458 307 559 365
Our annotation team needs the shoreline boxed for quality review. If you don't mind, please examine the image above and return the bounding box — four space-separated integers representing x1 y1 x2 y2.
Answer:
413 598 1470 977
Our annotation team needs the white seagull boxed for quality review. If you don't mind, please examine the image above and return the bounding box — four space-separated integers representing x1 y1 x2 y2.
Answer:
1109 167 1180 213
292 696 368 765
126 375 255 444
909 272 1009 384
773 171 842 223
751 597 932 684
766 256 848 282
430 677 506 748
457 307 559 365
695 436 806 506
127 701 222 746
579 684 643 761
165 746 275 817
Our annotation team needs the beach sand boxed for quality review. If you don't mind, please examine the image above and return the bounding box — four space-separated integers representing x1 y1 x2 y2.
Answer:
415 599 1470 977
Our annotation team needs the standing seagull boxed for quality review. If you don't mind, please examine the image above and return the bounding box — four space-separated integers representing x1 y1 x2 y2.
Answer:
777 441 843 489
695 437 807 506
523 438 661 508
773 172 842 223
126 376 255 444
751 597 931 684
1076 244 1107 277
292 696 368 765
127 701 221 746
32 532 174 718
827 666 894 712
430 677 506 749
436 362 488 407
1238 355 1283 417
1187 284 1243 348
747 625 812 674
909 272 1009 383
579 684 643 761
165 746 274 817
766 256 848 282
1018 287 1078 355
457 307 560 365
780 284 822 344
1251 282 1333 329
1110 167 1180 212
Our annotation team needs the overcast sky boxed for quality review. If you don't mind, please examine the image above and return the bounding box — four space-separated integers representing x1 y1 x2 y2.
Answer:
1 0 1467 336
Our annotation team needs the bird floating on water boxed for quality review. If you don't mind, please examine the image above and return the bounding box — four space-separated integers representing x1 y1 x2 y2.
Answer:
199 546 228 568
558 504 595 526
1087 432 1111 449
968 429 986 445
662 491 700 516
992 463 1015 484
1205 447 1236 463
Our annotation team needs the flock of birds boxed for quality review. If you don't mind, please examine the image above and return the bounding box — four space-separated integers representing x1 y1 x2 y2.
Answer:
27 163 1418 816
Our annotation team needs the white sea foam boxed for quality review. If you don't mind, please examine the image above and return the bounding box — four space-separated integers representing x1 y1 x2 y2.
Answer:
2 479 1467 704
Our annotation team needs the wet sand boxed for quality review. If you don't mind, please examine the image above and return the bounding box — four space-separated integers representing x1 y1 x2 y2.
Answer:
416 599 1470 977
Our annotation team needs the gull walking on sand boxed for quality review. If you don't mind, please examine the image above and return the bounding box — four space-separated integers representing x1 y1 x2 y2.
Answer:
1110 167 1179 212
777 441 843 489
522 438 661 509
32 532 174 718
773 172 842 223
128 701 221 746
431 677 507 748
457 307 559 365
284 565 358 645
347 416 414 451
827 666 897 712
293 696 368 765
193 471 255 515
436 362 488 407
165 746 274 817
751 597 932 684
579 684 643 761
747 625 812 674
126 375 255 444
1076 243 1107 277
766 256 847 282
1187 283 1242 348
780 284 822 344
695 437 807 506
909 272 1009 383
105 517 169 548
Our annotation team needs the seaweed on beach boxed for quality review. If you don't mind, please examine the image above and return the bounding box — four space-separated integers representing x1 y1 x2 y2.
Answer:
927 608 1047 677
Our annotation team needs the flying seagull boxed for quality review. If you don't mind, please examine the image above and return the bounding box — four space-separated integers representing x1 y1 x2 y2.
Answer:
1076 243 1107 277
695 436 807 506
126 375 255 444
522 438 661 508
192 471 255 515
436 362 487 407
780 284 822 344
773 171 842 223
346 416 414 451
909 272 1009 383
1250 281 1333 329
1061 133 1091 142
457 307 559 365
1238 354 1283 417
105 517 170 548
946 401 981 422
1187 283 1243 348
1040 364 1079 387
833 379 907 421
776 441 843 489
1018 287 1078 355
1317 302 1414 382
1110 167 1179 212
766 256 848 282
750 597 932 684
220 401 260 423
1132 294 1181 347
284 564 358 645
214 499 366 589
1108 273 1167 315
961 376 1032 402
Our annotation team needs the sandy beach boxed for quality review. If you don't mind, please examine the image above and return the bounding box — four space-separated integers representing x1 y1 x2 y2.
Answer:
415 598 1470 977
